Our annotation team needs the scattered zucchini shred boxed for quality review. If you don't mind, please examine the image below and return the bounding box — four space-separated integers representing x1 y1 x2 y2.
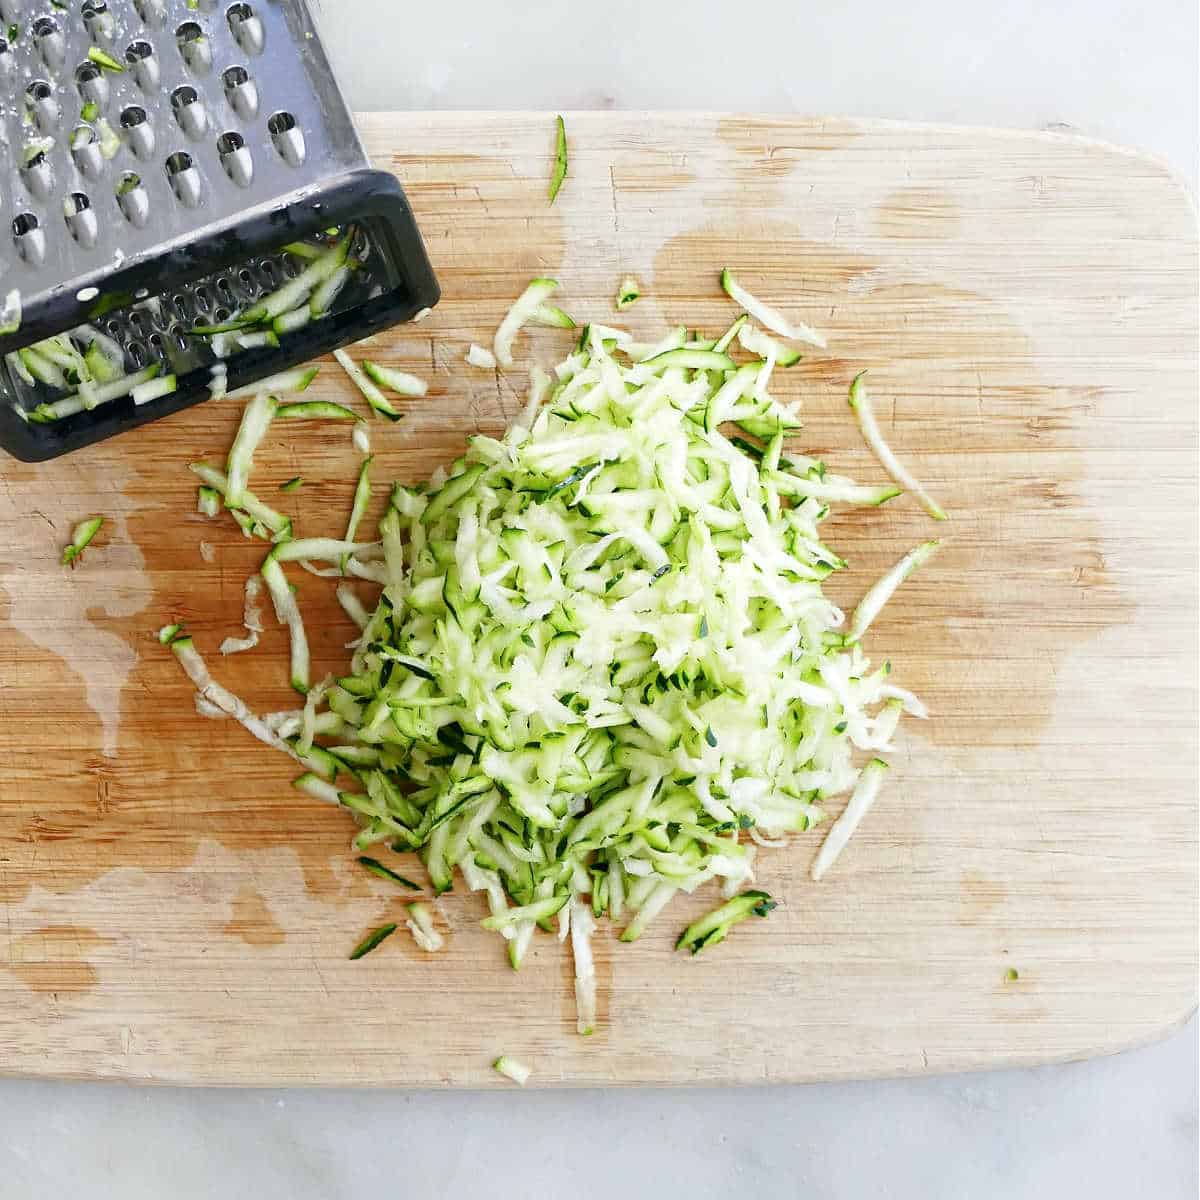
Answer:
348 922 398 961
549 115 568 204
61 516 104 566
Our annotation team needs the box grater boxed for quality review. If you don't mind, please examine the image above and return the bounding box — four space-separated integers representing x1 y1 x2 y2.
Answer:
0 0 439 462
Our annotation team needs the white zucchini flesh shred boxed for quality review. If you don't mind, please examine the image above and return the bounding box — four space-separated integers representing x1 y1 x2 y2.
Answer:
848 373 947 521
164 297 932 1035
720 268 827 349
493 278 560 367
493 1056 532 1086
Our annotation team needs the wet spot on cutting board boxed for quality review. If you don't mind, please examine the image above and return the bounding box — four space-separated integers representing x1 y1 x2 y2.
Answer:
224 886 286 947
958 871 1009 925
5 926 113 995
873 187 964 240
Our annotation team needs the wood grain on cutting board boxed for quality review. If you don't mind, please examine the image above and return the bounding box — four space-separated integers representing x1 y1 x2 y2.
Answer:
0 114 1194 1086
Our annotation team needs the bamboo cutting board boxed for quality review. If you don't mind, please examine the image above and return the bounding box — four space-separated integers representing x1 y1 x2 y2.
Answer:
0 114 1195 1087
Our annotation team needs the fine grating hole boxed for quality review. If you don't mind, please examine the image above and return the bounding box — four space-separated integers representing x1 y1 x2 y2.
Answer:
259 260 277 286
127 342 146 369
149 333 163 350
194 287 213 312
13 213 39 237
216 279 235 304
129 310 148 333
106 320 121 336
238 268 253 288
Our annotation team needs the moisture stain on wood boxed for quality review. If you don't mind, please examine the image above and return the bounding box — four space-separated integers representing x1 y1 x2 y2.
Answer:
5 926 113 996
873 187 964 239
224 886 286 947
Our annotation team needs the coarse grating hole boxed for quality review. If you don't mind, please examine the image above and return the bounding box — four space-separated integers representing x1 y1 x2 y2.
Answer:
65 200 98 245
13 213 39 238
133 0 166 24
213 307 230 323
32 16 58 37
27 80 52 101
227 3 264 54
121 105 148 128
63 192 97 247
171 85 208 138
268 110 305 166
126 38 160 90
217 131 243 154
129 310 148 333
127 342 146 368
175 21 203 44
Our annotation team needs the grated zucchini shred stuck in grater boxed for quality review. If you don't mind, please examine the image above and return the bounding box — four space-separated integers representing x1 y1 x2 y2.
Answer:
0 0 438 462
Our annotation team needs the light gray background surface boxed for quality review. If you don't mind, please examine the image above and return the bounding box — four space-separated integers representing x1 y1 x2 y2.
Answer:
2 2 1195 1196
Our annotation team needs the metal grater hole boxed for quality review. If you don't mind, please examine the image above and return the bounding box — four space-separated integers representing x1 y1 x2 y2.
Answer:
120 104 155 160
106 320 121 336
259 260 277 286
75 61 110 108
226 3 264 55
63 192 99 249
171 85 208 139
132 0 166 26
129 310 148 334
166 151 202 208
20 150 53 200
149 333 164 350
127 341 146 369
268 111 305 166
32 15 66 69
116 172 150 227
194 287 213 312
216 278 235 303
82 1 116 40
26 80 60 132
175 20 212 73
13 213 47 266
125 39 159 90
69 124 105 179
282 256 302 279
0 39 12 73
213 307 230 323
221 64 258 120
215 129 254 188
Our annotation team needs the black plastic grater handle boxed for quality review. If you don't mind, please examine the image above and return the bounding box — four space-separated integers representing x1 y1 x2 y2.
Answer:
0 169 439 463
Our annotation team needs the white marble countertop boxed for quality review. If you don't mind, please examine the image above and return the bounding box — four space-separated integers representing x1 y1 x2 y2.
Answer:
2 2 1195 1196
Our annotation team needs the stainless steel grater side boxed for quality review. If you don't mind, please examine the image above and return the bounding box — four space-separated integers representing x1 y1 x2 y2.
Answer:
0 0 438 462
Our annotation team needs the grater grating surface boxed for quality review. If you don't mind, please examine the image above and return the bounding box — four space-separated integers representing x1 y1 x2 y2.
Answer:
0 0 438 461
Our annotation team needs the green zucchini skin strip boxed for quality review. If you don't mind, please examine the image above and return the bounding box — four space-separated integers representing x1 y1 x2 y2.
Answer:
549 115 568 203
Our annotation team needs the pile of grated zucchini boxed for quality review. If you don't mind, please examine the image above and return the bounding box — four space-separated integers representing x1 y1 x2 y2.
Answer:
164 274 942 1036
